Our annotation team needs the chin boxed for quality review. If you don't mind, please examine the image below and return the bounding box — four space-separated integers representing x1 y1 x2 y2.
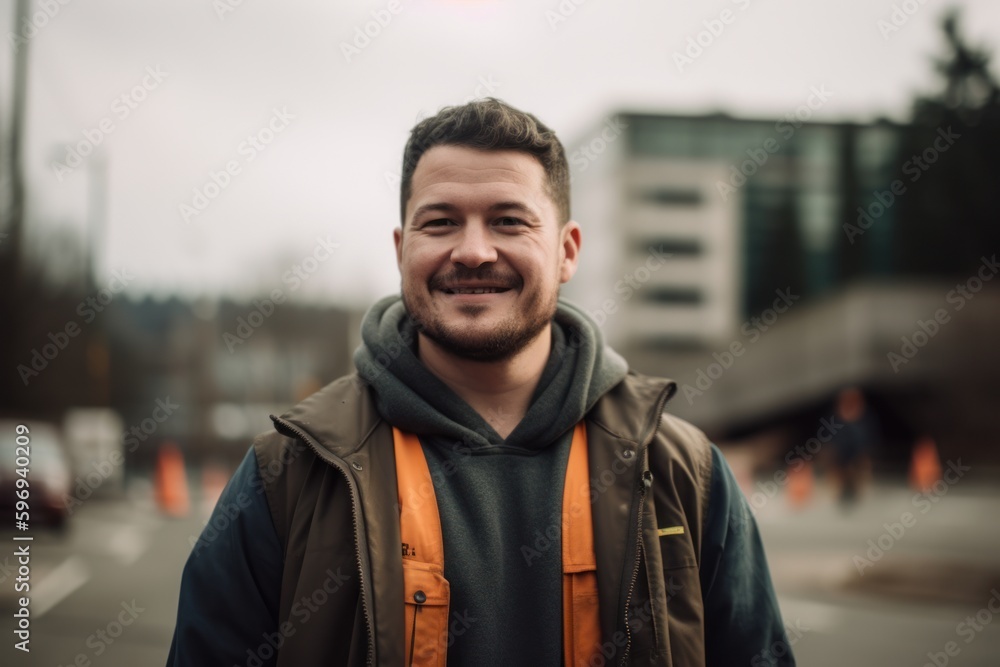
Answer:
426 318 547 362
403 285 555 361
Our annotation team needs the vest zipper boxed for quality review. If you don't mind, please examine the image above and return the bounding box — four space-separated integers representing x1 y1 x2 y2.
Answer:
618 383 674 666
621 470 652 664
271 416 376 667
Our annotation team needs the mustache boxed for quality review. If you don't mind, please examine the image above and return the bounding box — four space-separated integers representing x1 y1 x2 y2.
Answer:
428 267 521 290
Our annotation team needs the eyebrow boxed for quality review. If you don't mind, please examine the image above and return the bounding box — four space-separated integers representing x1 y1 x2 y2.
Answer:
409 201 540 224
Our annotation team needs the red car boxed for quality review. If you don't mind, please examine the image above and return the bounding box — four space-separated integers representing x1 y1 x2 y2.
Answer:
0 421 73 529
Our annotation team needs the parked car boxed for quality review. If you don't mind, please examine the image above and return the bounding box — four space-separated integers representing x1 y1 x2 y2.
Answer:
0 420 73 529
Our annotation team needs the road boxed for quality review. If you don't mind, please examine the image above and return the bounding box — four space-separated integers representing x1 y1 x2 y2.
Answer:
755 472 1000 666
1 466 998 666
0 482 217 667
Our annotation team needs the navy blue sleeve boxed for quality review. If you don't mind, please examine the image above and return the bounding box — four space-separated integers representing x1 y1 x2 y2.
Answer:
166 445 283 667
700 444 797 667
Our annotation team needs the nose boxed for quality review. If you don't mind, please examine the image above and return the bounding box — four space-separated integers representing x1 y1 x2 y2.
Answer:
450 223 498 268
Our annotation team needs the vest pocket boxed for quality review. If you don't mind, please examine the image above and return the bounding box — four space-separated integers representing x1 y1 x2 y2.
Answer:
402 559 450 667
563 569 601 666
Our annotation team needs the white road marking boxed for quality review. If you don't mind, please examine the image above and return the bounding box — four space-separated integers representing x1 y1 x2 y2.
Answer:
106 525 149 566
778 596 849 634
32 556 89 618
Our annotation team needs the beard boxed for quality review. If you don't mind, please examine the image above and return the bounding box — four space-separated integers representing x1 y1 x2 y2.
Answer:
401 267 558 362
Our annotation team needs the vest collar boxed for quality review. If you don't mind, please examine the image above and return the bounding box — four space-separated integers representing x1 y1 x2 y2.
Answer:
270 371 678 458
271 374 384 457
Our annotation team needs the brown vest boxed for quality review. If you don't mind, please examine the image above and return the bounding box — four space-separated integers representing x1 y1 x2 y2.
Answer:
256 371 712 666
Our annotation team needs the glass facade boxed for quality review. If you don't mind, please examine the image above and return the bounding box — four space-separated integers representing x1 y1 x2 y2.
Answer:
622 113 903 318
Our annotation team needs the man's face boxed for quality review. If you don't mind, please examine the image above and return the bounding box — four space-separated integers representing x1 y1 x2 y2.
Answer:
394 145 581 362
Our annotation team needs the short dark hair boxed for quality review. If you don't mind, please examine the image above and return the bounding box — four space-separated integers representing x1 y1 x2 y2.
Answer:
399 97 571 225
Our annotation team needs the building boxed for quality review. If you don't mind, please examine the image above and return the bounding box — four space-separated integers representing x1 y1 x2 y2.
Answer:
563 110 999 463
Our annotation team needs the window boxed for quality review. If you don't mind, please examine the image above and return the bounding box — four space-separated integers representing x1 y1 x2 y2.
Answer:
641 287 703 305
634 188 702 206
635 238 701 257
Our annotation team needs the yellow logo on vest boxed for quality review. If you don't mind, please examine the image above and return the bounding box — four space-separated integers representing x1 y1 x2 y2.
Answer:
657 526 685 536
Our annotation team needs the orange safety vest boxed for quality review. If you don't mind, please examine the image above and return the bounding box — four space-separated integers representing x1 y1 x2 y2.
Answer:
393 422 602 667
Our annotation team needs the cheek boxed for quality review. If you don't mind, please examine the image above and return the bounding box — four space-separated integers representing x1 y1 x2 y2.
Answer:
518 252 560 283
401 245 444 284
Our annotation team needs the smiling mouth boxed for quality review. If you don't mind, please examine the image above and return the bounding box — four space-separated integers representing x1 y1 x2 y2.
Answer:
440 286 512 295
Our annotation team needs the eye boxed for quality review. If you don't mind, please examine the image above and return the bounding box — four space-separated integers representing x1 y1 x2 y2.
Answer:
495 216 524 226
423 219 455 228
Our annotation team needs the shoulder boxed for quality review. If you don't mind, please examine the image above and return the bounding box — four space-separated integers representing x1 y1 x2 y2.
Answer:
252 372 385 538
593 369 714 492
625 372 716 539
253 371 376 471
649 411 715 527
656 410 714 476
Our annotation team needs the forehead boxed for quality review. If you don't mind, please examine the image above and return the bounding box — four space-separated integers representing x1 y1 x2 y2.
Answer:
406 145 552 220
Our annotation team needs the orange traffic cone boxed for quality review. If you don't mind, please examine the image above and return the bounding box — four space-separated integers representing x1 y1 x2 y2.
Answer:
787 461 814 509
155 442 191 517
909 436 943 493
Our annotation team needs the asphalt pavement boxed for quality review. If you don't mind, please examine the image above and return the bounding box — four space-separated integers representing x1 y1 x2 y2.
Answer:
752 468 1000 667
1 463 998 666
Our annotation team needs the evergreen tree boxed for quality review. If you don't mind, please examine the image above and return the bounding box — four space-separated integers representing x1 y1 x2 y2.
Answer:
895 8 1000 277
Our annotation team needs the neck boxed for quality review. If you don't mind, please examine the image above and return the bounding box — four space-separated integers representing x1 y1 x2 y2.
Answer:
417 325 552 439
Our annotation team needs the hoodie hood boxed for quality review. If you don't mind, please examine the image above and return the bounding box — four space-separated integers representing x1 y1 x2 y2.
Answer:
352 294 629 451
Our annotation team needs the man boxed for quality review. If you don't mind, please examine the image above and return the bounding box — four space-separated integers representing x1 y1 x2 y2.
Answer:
167 98 794 666
829 386 879 507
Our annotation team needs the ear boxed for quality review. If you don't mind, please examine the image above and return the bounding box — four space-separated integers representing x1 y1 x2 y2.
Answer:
558 220 581 283
393 226 403 270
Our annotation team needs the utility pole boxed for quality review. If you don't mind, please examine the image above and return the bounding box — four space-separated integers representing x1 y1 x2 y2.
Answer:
0 0 31 412
6 0 30 289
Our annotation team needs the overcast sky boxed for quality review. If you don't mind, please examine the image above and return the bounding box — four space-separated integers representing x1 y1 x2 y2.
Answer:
5 0 1000 306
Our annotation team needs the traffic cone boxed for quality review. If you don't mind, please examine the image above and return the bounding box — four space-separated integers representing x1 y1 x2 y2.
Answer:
909 436 942 493
155 442 191 517
787 461 814 509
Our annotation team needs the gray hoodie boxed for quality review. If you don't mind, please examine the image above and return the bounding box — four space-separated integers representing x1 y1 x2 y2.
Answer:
353 294 628 666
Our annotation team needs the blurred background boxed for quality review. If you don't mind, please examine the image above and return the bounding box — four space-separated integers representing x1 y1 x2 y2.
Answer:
2 0 999 664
